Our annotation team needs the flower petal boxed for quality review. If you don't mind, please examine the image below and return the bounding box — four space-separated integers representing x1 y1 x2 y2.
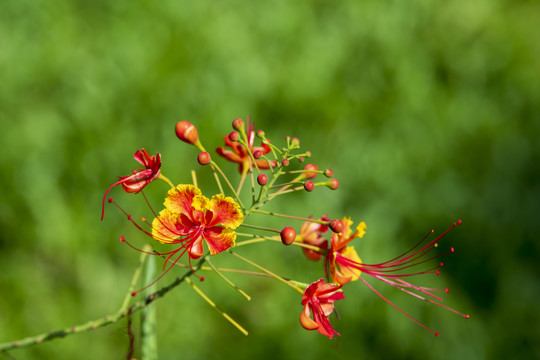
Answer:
339 246 362 280
203 226 236 255
300 305 319 330
152 209 187 244
207 194 243 229
164 184 201 215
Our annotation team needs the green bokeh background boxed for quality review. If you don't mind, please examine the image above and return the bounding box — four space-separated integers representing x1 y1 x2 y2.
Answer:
1 0 538 359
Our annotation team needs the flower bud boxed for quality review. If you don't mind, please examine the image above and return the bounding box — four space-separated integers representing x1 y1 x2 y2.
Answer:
229 131 240 141
324 169 334 178
257 174 268 186
304 181 314 192
328 178 339 190
175 121 198 145
281 158 290 167
280 227 296 245
198 152 211 165
232 118 245 130
303 164 319 179
328 219 344 233
291 137 300 147
257 130 265 138
253 149 263 159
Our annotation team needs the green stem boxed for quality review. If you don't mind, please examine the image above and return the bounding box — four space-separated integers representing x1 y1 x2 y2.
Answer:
0 257 206 353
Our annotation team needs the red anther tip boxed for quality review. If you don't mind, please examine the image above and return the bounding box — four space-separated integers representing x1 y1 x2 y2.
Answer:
108 197 113 203
257 174 268 186
458 219 462 225
435 332 439 337
200 276 205 282
436 270 440 275
445 288 450 294
440 262 444 267
120 236 125 242
304 181 315 192
127 215 132 220
131 291 137 297
465 315 470 319
451 247 455 253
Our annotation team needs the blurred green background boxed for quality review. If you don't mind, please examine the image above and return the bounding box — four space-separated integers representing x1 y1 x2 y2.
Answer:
1 0 539 359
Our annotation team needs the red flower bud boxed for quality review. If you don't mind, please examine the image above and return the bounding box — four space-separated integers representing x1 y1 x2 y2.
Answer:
175 121 199 145
253 149 263 159
198 152 211 165
304 181 315 192
329 219 344 233
232 118 245 130
280 227 296 245
281 158 290 167
328 178 339 190
229 131 240 141
257 174 268 186
303 164 319 179
324 169 334 177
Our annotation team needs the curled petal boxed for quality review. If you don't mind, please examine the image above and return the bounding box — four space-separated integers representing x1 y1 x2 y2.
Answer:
300 306 319 330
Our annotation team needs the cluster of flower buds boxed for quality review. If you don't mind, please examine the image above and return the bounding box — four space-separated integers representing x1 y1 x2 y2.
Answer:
102 118 468 340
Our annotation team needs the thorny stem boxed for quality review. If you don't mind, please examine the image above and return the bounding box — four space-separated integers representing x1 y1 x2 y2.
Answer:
0 257 206 353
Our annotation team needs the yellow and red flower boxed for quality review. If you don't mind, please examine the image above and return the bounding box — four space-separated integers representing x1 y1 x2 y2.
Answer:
101 148 161 220
300 279 344 339
327 217 366 285
151 184 243 262
216 120 277 173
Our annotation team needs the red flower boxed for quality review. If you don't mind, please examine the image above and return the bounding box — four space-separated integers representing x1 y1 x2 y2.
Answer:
216 120 277 173
300 279 344 339
101 149 161 220
151 184 243 261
